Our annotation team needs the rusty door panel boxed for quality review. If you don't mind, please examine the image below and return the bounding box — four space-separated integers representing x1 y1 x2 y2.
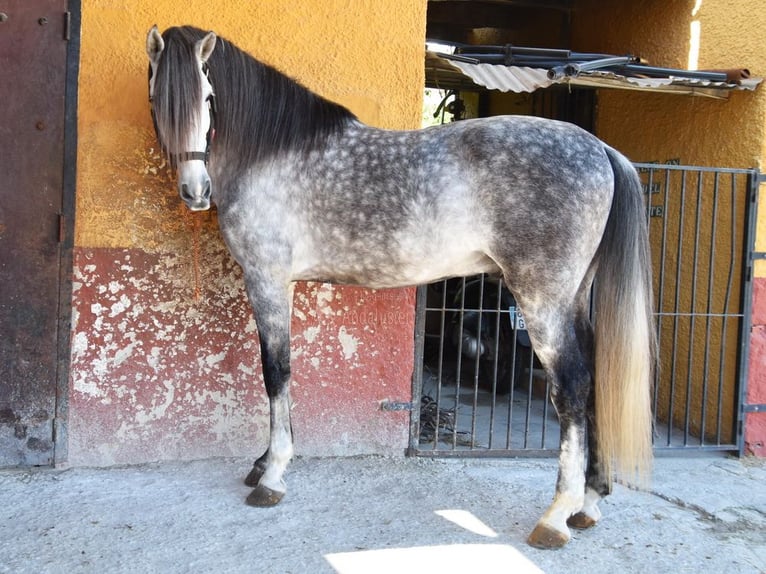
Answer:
0 0 68 466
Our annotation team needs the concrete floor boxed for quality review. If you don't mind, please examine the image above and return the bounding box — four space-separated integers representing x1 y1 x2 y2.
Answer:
0 454 764 573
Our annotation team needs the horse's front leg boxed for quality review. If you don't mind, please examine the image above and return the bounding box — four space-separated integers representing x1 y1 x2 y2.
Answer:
242 279 294 506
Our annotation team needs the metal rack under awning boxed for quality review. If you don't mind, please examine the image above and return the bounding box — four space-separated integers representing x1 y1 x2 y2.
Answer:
426 44 761 99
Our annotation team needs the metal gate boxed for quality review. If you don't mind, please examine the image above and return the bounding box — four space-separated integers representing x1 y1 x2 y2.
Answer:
0 0 79 466
409 163 758 457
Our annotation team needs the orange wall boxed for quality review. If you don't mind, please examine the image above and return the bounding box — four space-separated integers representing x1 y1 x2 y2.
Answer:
572 0 766 272
69 1 427 465
77 1 425 250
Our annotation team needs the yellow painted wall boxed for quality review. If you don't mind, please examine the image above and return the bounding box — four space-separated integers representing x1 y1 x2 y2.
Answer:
76 0 427 251
572 0 766 167
572 0 766 273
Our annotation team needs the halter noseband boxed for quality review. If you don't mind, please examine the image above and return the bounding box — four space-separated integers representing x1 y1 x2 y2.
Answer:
148 62 217 167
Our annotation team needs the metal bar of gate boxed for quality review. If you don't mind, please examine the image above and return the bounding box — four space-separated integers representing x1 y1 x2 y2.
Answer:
735 171 759 455
719 175 738 445
699 173 720 445
683 171 703 445
408 282 427 456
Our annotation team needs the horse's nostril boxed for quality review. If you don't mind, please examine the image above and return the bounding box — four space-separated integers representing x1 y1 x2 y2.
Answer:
202 179 212 200
180 183 192 201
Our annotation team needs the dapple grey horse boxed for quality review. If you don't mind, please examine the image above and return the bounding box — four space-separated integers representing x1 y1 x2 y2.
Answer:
146 25 655 548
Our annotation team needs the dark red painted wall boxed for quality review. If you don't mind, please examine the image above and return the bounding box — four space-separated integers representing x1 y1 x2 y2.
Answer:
68 247 413 465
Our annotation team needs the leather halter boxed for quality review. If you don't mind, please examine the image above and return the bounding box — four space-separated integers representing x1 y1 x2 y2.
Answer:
148 63 217 167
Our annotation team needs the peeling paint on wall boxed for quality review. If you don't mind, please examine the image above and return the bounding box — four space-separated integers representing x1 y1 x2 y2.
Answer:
288 283 415 456
69 246 414 465
337 327 359 360
69 245 266 465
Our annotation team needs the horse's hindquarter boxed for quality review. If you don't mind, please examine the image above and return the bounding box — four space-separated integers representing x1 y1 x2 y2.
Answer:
462 116 615 294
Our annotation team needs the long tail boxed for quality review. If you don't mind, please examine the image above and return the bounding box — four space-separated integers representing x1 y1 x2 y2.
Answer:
595 146 656 486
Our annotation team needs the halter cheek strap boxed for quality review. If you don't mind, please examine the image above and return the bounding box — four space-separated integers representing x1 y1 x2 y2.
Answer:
174 151 208 162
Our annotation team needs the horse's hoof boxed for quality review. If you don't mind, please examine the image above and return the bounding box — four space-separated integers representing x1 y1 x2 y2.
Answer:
567 512 598 530
527 523 571 549
244 462 266 487
245 484 285 507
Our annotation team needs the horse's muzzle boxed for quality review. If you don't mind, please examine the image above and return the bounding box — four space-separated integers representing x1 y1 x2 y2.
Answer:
179 177 212 211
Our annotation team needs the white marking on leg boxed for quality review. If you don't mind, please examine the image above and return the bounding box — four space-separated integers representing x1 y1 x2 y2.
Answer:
259 392 293 493
538 423 585 536
578 487 602 523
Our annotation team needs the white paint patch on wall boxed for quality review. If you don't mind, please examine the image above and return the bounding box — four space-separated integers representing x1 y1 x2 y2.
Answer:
303 326 320 344
204 350 227 368
109 294 131 318
337 326 360 360
316 283 334 316
293 307 307 322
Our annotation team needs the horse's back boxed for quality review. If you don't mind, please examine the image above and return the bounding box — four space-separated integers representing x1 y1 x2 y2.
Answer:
230 115 616 289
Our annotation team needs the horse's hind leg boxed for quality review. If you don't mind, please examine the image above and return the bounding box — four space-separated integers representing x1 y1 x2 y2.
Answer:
519 301 593 549
242 278 294 506
566 313 610 531
566 400 609 530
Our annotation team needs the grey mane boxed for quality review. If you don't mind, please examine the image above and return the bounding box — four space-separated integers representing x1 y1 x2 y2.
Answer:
152 26 357 175
151 27 203 163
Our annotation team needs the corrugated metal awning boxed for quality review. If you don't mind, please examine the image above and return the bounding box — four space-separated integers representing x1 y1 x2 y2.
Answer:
426 50 762 100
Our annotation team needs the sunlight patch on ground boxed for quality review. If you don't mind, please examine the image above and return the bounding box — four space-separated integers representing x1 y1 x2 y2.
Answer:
325 544 544 574
435 509 499 538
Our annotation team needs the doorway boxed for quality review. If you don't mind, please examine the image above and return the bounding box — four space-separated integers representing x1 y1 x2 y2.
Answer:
0 0 79 466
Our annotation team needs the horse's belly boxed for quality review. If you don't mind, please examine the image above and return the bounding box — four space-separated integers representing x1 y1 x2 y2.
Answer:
394 249 500 286
291 238 499 289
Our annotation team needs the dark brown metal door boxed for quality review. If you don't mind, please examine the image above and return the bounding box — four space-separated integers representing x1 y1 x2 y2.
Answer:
0 0 69 466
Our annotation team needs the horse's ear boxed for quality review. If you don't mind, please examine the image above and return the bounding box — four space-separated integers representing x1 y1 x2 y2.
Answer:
197 31 217 64
146 25 164 63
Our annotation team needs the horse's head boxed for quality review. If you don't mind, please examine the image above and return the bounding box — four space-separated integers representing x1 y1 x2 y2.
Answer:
146 26 217 211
